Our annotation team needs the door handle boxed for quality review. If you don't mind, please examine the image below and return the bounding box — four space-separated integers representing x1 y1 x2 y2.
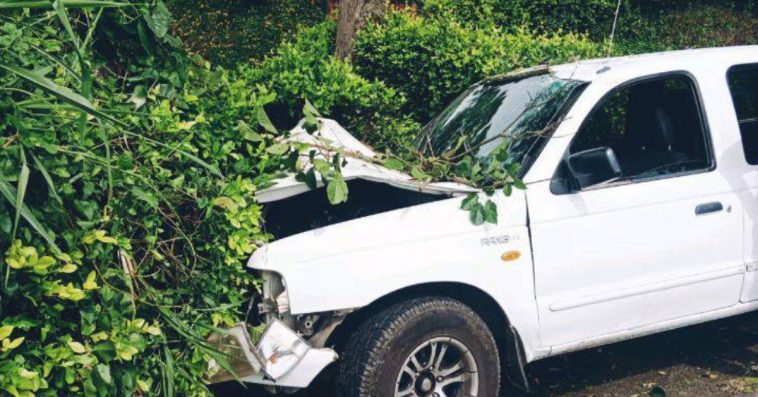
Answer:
695 202 723 215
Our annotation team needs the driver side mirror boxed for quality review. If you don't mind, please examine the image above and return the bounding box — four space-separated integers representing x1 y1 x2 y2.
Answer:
567 147 622 189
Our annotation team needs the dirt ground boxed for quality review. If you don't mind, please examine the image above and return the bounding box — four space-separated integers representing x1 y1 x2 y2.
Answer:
211 311 758 397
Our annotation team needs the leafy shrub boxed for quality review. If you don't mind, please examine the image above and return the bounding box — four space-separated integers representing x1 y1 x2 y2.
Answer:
420 0 618 35
354 10 602 122
0 3 290 395
613 1 758 54
417 0 758 55
168 0 327 66
242 21 419 151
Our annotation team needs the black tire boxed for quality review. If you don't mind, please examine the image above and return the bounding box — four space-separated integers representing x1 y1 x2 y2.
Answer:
336 296 501 397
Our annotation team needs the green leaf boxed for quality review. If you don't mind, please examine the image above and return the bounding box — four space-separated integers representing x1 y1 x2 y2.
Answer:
302 99 322 134
83 270 97 290
137 18 157 56
256 107 277 134
460 193 478 211
303 98 321 118
95 363 112 385
129 85 147 109
163 345 175 397
326 173 348 204
503 184 513 196
382 158 405 171
312 159 332 177
116 153 135 170
513 179 527 190
143 0 171 39
235 120 263 142
53 0 82 55
454 157 472 175
0 64 126 127
12 161 29 239
212 197 237 211
410 166 430 181
0 178 59 253
0 325 13 340
32 153 63 207
131 187 158 209
170 175 185 189
469 203 486 225
92 341 116 362
295 168 318 190
332 152 343 170
507 162 521 176
484 200 498 224
266 143 289 156
67 340 86 354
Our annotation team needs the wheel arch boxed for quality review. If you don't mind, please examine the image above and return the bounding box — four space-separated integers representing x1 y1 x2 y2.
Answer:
324 281 530 392
327 282 506 345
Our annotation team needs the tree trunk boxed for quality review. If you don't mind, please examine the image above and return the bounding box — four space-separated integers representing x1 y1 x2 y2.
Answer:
335 0 386 61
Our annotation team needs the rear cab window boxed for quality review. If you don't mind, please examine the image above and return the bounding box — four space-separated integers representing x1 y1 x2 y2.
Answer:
726 64 758 164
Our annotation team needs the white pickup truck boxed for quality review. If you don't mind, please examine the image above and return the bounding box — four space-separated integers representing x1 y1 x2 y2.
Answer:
217 46 758 397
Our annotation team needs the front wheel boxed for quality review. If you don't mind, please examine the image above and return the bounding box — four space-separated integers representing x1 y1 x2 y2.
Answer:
336 297 501 397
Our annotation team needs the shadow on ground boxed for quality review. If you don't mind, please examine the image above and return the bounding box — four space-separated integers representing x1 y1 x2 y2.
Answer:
212 312 758 396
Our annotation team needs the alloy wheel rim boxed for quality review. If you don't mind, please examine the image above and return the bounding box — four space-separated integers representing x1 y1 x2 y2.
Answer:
394 336 479 397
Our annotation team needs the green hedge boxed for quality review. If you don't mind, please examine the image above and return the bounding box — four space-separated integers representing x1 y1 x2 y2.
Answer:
418 0 758 54
420 0 618 35
613 1 758 54
165 0 758 67
241 21 420 151
0 4 288 395
167 0 327 66
354 10 603 123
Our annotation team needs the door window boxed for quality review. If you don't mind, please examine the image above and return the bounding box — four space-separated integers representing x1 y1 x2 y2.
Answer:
556 74 713 192
726 64 758 165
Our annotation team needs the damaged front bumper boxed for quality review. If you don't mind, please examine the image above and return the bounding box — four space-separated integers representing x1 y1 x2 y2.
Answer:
207 319 337 388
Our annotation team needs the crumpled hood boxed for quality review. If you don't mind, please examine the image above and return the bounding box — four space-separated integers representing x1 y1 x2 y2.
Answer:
249 118 528 277
248 188 527 271
255 119 477 203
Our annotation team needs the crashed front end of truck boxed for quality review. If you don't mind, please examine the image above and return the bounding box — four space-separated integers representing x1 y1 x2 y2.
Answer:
203 65 580 391
205 119 476 390
205 269 341 389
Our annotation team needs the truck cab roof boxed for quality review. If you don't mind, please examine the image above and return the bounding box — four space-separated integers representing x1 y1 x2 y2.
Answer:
551 45 758 83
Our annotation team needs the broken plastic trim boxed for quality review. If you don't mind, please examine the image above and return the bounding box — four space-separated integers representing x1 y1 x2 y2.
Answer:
207 319 337 388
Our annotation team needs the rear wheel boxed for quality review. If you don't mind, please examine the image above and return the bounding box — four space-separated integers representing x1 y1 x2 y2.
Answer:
336 296 501 397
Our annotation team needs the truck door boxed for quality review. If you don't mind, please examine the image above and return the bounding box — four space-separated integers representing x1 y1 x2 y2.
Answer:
527 72 745 348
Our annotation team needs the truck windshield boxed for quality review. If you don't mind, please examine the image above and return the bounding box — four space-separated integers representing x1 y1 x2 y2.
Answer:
417 73 586 173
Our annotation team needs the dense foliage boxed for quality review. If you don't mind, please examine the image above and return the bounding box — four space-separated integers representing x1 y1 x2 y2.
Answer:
168 0 327 66
420 0 618 35
164 0 758 147
239 20 419 151
354 9 602 122
420 0 758 53
2 0 758 396
0 2 296 395
164 0 758 68
612 1 758 54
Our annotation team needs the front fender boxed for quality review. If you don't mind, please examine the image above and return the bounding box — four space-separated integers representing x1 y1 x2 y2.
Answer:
249 191 544 361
